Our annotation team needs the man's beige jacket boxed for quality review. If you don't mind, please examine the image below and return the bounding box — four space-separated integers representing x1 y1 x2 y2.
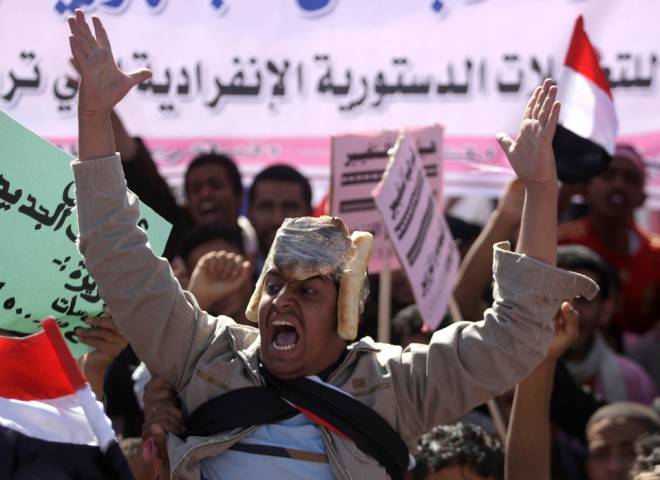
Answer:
73 155 598 479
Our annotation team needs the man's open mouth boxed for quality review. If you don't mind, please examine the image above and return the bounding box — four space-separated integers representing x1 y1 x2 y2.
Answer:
272 319 300 351
199 202 219 215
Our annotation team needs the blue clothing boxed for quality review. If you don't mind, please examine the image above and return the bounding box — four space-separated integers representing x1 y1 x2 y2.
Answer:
200 414 334 479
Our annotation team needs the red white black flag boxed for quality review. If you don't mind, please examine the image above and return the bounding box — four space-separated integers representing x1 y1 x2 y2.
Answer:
0 318 133 479
554 15 618 183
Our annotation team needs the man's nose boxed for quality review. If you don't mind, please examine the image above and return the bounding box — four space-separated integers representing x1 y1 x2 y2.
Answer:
610 172 628 190
272 205 288 225
272 283 295 311
199 183 216 197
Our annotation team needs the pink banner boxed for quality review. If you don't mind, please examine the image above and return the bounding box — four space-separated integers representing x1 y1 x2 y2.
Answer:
372 134 459 329
49 130 660 207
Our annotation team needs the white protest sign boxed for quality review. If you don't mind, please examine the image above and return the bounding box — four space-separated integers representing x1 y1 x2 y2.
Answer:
330 125 443 272
372 134 459 330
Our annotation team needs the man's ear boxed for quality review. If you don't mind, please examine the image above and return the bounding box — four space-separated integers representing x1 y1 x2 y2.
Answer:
636 191 647 209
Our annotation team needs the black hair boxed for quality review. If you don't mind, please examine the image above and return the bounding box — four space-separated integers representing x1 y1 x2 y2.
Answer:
248 164 312 209
631 433 660 477
178 224 244 264
557 244 618 299
413 423 504 480
184 152 243 199
390 304 429 347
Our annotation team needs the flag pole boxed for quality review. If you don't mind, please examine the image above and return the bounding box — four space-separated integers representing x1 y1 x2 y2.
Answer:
377 240 392 343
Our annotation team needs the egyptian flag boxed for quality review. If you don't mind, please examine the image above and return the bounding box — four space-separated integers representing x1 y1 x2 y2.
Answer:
554 15 618 183
0 318 134 480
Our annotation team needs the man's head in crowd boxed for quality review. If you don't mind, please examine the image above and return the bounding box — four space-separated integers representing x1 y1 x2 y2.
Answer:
412 423 504 480
179 224 252 320
586 402 660 480
248 164 312 256
391 304 432 348
557 245 618 360
184 153 243 227
244 216 371 380
587 144 646 222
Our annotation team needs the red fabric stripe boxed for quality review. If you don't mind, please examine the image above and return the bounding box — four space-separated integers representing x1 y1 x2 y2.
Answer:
0 319 76 400
563 16 612 98
291 403 347 438
42 318 87 391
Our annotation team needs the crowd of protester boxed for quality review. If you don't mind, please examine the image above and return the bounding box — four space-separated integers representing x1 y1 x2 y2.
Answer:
6 10 660 480
78 112 660 479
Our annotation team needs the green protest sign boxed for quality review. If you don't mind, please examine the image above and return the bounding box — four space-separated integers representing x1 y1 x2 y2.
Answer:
0 111 171 357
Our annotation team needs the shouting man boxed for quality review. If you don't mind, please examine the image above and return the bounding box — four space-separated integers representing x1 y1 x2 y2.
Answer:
68 12 596 479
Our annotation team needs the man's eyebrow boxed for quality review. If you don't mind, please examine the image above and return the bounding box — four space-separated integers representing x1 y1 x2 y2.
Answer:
266 270 283 280
303 274 333 284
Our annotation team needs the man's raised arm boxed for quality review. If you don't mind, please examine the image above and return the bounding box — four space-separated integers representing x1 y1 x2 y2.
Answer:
496 78 560 265
389 80 598 446
68 11 220 390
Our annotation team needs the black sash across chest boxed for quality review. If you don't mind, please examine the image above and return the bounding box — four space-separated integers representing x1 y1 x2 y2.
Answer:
182 366 409 480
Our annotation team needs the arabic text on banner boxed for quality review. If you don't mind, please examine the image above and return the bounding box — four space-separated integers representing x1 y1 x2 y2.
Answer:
372 134 459 330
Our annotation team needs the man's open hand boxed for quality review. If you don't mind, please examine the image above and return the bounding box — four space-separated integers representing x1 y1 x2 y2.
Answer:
67 10 150 118
496 79 560 189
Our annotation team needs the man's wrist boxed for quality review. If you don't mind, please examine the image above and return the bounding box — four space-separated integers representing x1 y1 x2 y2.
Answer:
79 110 113 127
524 180 559 198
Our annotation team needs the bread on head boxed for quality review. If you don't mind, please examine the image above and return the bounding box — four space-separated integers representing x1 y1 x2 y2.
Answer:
244 217 373 340
337 231 373 341
245 272 264 323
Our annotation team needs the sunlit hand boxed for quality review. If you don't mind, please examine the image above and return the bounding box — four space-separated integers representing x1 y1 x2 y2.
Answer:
496 79 560 189
545 301 579 361
75 309 127 400
188 250 251 310
67 10 151 118
76 311 128 364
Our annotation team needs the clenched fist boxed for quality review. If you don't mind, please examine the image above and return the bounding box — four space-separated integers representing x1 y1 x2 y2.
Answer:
188 250 252 311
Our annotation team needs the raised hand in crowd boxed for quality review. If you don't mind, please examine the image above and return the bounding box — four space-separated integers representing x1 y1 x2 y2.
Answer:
68 9 151 161
67 55 140 161
505 302 579 480
68 11 150 118
187 250 251 312
497 78 560 265
496 79 559 189
76 308 128 400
